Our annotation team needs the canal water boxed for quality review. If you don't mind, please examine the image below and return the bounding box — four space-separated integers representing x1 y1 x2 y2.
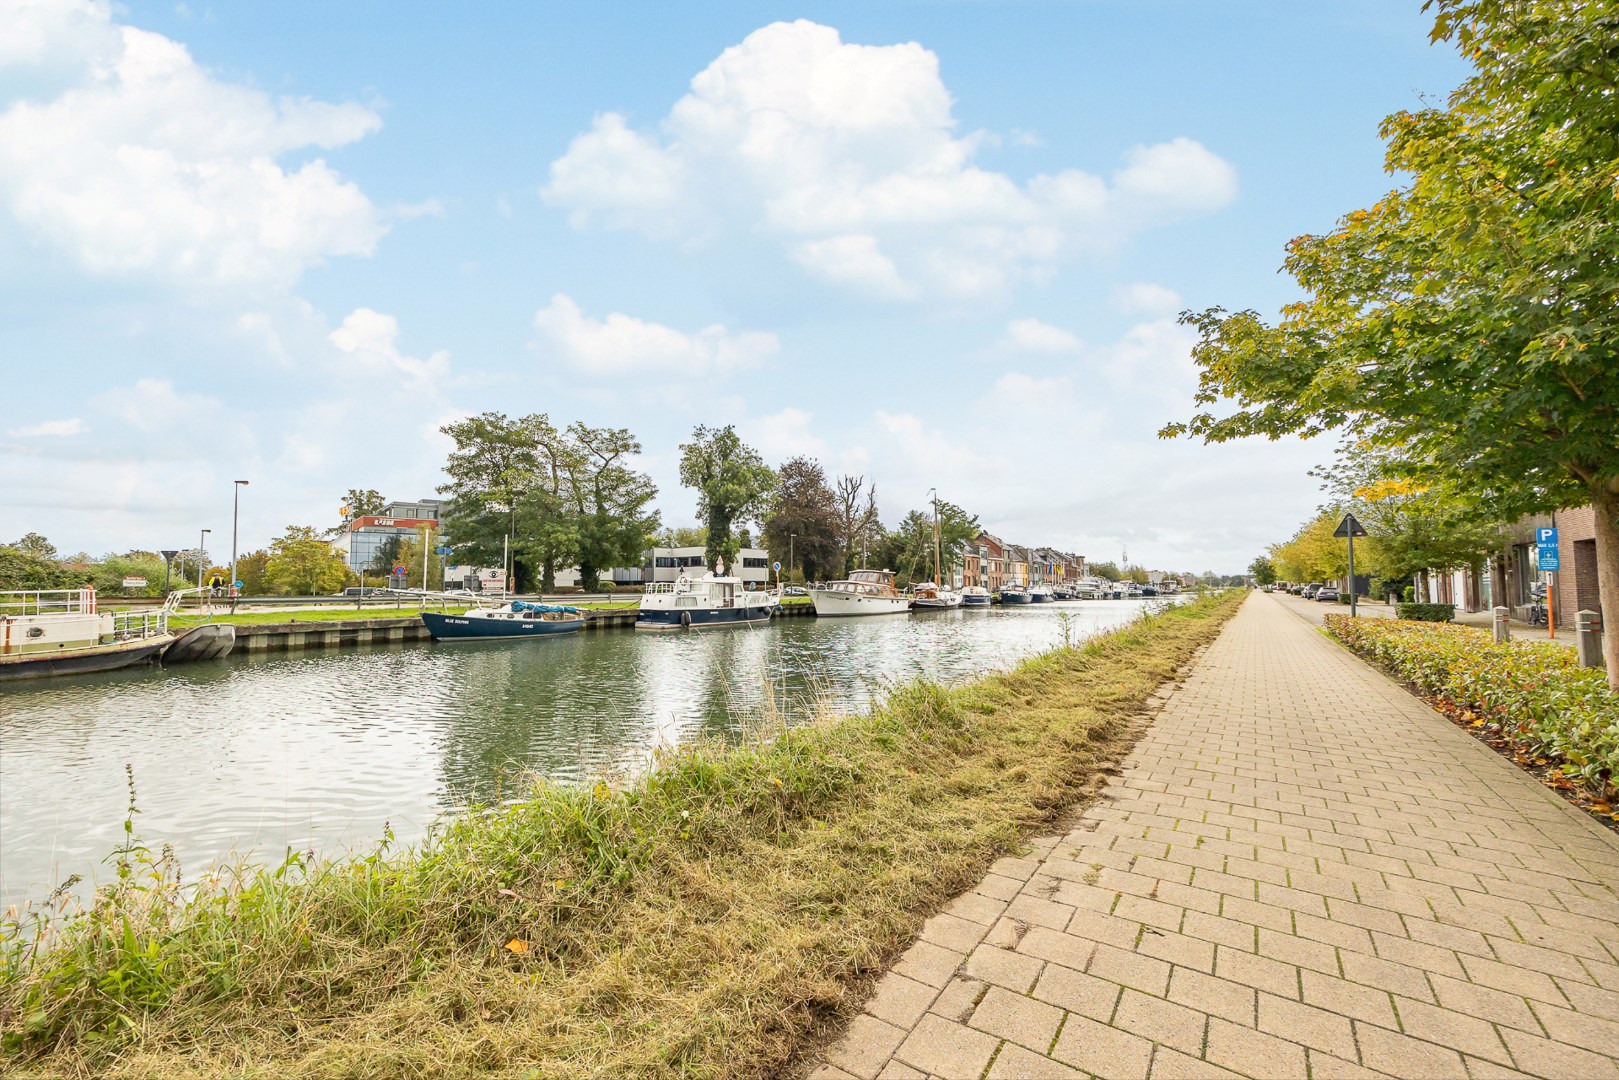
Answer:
1 600 1166 908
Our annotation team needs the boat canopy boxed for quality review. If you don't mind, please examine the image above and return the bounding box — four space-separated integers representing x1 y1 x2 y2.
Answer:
510 601 582 615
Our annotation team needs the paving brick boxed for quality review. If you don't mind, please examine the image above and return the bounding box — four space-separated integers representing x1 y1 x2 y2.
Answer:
1256 992 1357 1060
1392 996 1513 1065
1426 973 1539 1033
1354 1022 1469 1079
1182 908 1259 951
1005 893 1080 932
1215 943 1300 999
929 975 986 1022
1136 927 1216 972
1497 1026 1619 1079
964 944 1044 994
968 984 1065 1053
825 1015 908 1080
1088 941 1172 997
986 1042 1086 1079
944 890 1010 927
1299 969 1398 1028
893 1013 999 1078
864 972 940 1030
1147 1047 1245 1079
1204 1017 1308 1079
1166 964 1256 1025
1111 988 1208 1055
1064 906 1146 950
1031 962 1121 1021
1050 1013 1154 1080
1339 950 1435 1002
893 939 966 989
1529 999 1619 1057
1257 927 1340 975
1305 1049 1389 1079
1457 953 1565 1005
919 911 990 954
974 873 1026 902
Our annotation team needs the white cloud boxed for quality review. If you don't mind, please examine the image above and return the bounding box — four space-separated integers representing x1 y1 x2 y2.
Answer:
393 199 444 220
0 1 385 288
1001 317 1080 354
1110 282 1182 317
1010 128 1044 148
7 417 85 437
93 377 219 433
543 20 1237 302
741 406 825 461
532 293 778 377
329 308 451 391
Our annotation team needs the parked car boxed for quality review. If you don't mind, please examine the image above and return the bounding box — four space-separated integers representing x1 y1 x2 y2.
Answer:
1316 587 1339 602
782 585 808 597
338 587 392 597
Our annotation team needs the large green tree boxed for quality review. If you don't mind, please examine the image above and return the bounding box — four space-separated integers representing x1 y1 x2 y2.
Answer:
562 422 660 591
761 456 839 582
1248 556 1276 586
265 526 350 595
342 488 386 520
1163 0 1619 683
677 425 776 573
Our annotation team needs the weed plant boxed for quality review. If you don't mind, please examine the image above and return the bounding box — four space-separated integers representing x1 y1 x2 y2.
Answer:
1 592 1242 1079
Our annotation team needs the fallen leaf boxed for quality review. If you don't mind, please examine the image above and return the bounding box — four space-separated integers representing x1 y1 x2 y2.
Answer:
1589 803 1612 813
505 938 531 954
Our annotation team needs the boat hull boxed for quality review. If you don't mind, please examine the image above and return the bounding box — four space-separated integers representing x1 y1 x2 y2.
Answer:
0 635 174 682
635 605 775 630
808 590 912 616
960 594 993 606
420 611 583 640
999 591 1033 605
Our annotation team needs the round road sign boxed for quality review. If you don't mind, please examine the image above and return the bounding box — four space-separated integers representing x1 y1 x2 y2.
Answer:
393 564 407 576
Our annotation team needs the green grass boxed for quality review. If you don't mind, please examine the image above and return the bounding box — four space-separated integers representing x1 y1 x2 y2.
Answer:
1 591 1243 1079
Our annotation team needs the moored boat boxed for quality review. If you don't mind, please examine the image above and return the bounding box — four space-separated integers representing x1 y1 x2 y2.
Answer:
960 585 992 607
810 569 912 616
421 600 584 640
910 581 963 609
637 570 777 630
999 586 1033 605
0 588 177 682
1028 583 1055 603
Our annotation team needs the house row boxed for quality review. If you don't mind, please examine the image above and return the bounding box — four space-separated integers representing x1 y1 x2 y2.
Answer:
1414 504 1606 625
954 534 1086 592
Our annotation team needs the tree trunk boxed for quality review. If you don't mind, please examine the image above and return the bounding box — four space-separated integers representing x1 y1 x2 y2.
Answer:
1588 481 1619 691
541 557 556 594
580 561 599 592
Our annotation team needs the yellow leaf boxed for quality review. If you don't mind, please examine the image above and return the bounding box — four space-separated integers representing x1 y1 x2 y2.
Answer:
553 880 567 889
505 938 531 954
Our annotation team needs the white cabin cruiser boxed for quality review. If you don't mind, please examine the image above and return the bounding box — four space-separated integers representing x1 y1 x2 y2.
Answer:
910 581 963 609
809 569 912 617
637 567 778 630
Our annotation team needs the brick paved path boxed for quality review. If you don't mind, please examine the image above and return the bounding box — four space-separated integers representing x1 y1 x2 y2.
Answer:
812 593 1619 1079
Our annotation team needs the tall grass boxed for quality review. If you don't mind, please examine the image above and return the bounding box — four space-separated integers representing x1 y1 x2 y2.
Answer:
1 591 1243 1079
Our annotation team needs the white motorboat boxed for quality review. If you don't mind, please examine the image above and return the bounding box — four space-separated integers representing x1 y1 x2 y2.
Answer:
810 569 912 616
1077 577 1105 600
637 569 778 630
910 581 963 609
1 588 177 681
961 585 992 607
1028 583 1056 603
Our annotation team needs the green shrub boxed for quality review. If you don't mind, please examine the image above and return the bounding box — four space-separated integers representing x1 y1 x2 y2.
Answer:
1397 603 1455 622
1402 585 1416 602
1324 615 1618 799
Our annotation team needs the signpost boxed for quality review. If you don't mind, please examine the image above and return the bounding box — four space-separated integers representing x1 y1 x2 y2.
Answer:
122 576 148 590
1536 527 1559 636
160 549 178 595
1333 513 1368 618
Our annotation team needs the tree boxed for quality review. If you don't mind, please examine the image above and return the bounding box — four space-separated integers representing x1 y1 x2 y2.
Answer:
762 456 839 582
367 534 406 580
1088 560 1122 581
873 499 981 586
0 544 70 589
1248 556 1277 585
235 550 271 596
561 422 660 591
832 474 881 574
9 532 57 559
678 425 776 572
1163 0 1619 684
656 526 709 549
265 526 350 595
342 488 386 520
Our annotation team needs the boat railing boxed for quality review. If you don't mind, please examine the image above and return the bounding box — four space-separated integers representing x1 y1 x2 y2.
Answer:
0 588 99 616
111 609 169 641
644 582 676 594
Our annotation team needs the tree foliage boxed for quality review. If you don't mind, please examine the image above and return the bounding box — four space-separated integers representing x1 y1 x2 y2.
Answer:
1248 556 1277 585
342 488 386 520
831 474 881 575
1163 0 1619 682
562 423 660 591
761 457 839 582
265 526 350 596
678 425 776 572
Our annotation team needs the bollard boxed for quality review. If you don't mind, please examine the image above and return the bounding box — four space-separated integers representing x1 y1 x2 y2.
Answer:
1575 609 1605 669
1492 606 1511 643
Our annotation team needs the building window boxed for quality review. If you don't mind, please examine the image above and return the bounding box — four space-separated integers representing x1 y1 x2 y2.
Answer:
655 557 678 568
742 558 768 568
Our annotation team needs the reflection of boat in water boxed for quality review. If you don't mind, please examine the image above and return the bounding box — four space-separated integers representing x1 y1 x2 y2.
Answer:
1 588 177 682
810 569 912 616
636 570 778 630
999 586 1032 605
421 601 584 640
960 585 992 607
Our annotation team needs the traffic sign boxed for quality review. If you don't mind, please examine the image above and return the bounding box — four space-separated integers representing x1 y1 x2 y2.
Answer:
1539 548 1561 571
1536 526 1560 571
393 564 407 576
1333 513 1367 538
234 580 243 588
435 546 449 555
772 561 781 571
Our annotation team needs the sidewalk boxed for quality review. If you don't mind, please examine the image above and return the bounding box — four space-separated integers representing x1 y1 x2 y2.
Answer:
812 593 1619 1079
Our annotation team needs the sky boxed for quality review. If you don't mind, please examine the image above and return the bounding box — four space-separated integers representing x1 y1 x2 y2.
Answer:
0 0 1472 573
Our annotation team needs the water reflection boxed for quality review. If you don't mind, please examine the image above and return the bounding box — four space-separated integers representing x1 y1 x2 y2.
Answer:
1 600 1168 907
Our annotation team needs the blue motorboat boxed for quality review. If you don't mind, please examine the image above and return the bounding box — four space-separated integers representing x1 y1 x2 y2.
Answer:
999 586 1033 604
421 601 584 640
960 586 993 607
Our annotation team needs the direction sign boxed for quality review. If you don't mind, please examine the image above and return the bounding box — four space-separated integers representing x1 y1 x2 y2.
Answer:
122 576 148 588
1332 513 1367 538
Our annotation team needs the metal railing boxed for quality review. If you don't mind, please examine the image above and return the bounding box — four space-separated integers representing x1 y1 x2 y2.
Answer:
0 588 97 615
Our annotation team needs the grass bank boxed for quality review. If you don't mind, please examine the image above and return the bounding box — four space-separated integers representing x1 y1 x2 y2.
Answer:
2 592 1243 1079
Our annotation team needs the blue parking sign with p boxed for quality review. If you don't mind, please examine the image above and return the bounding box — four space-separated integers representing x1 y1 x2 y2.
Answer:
1536 526 1560 571
1536 527 1557 545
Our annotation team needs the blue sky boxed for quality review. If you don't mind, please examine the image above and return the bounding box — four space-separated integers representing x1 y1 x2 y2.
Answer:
0 0 1470 572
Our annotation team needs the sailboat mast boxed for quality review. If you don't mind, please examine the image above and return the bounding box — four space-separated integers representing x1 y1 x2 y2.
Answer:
932 488 942 587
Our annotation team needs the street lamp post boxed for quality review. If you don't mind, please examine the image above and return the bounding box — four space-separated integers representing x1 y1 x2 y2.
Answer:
789 533 796 582
198 528 211 588
231 480 249 611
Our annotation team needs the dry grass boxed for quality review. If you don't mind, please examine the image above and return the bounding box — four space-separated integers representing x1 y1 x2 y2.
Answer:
1 592 1243 1079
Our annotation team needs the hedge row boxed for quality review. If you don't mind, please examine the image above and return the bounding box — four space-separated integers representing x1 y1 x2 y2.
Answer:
1397 602 1456 622
1323 615 1619 800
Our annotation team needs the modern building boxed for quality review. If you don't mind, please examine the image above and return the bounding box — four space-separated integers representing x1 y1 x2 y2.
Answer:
330 498 443 575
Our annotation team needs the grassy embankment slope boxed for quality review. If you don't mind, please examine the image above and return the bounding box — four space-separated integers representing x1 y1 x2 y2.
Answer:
1 592 1243 1079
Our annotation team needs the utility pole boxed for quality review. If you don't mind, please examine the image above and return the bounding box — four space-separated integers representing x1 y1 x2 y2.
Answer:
198 528 211 588
789 533 796 581
231 480 249 612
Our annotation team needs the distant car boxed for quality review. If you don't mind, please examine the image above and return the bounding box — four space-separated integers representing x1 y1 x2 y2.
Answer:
782 585 808 597
1316 587 1339 602
338 587 391 597
1303 583 1322 598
